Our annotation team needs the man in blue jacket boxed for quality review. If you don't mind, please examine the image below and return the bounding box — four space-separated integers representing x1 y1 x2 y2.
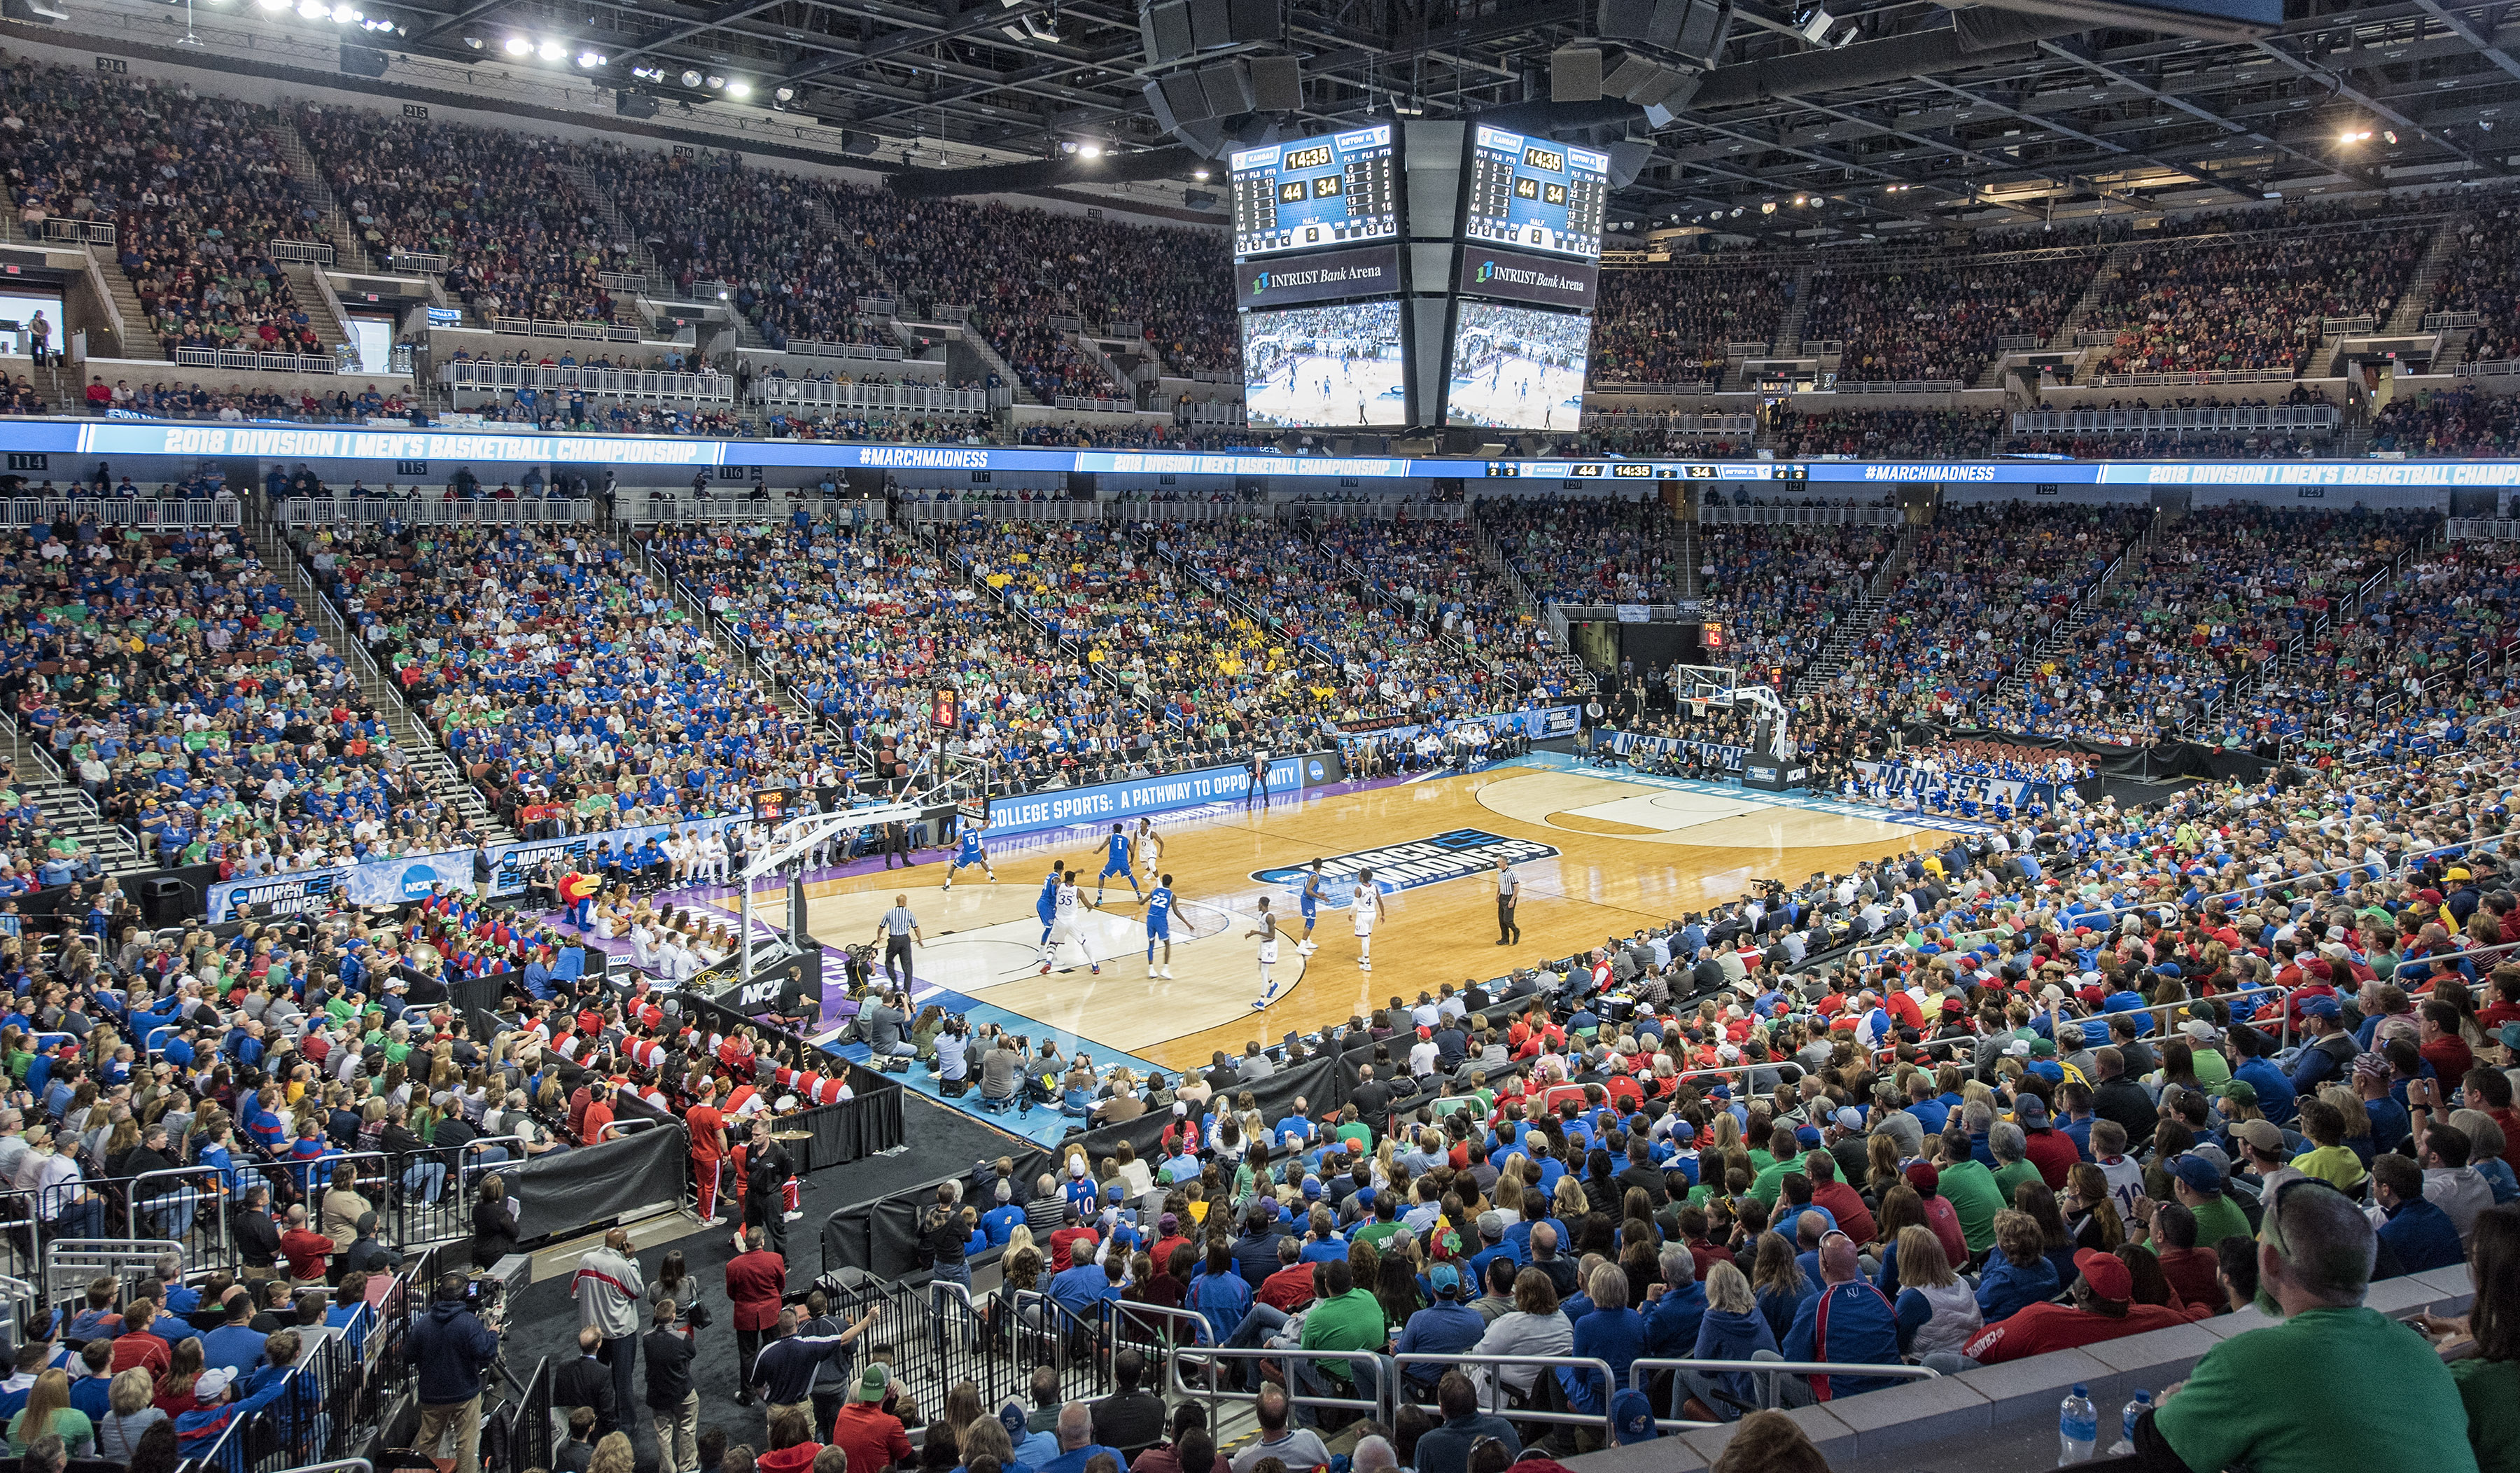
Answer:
1782 1234 1902 1402
408 1273 503 1473
1393 1264 1485 1393
2373 1155 2467 1273
1644 1246 1709 1356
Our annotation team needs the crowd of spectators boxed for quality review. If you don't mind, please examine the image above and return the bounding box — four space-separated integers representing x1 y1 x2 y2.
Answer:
296 521 839 834
1590 269 1794 386
0 512 451 876
1802 259 2087 384
1770 409 2005 459
1476 496 1688 606
293 103 635 328
2427 207 2520 365
2369 390 2520 458
1828 504 2138 722
2086 224 2425 376
1982 508 2436 744
0 55 332 364
1696 522 1900 692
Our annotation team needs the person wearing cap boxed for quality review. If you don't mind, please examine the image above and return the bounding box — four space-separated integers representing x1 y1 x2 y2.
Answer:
1896 1162 1968 1278
2288 996 2360 1096
2138 1175 2474 1473
2166 1153 2253 1248
409 1272 503 1473
826 1361 911 1473
341 1211 402 1276
1394 1262 1485 1393
1954 1244 2203 1367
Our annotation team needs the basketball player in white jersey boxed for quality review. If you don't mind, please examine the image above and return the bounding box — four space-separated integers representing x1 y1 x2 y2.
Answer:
1132 816 1163 870
1249 896 1286 1011
1350 865 1381 972
1040 870 1101 976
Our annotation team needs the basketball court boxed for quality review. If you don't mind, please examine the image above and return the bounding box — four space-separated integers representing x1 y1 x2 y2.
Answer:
764 753 1950 1073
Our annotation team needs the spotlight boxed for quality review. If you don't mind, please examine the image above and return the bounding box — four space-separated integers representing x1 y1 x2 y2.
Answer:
297 1 324 17
1793 195 1806 205
260 0 288 10
537 39 564 60
680 69 701 86
1079 141 1102 158
1060 140 1077 153
705 74 724 88
503 34 530 54
773 85 794 102
2383 130 2398 144
726 79 750 97
1760 201 1777 214
1192 167 1210 179
577 48 605 67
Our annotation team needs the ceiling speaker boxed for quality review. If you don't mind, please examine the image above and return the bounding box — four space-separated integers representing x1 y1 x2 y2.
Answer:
1142 0 1195 63
1160 69 1214 124
1197 57 1254 119
1250 53 1301 112
1226 0 1281 44
1550 46 1604 103
1187 0 1233 51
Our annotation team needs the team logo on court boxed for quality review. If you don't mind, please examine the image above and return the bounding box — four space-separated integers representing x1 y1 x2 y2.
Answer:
1252 828 1558 907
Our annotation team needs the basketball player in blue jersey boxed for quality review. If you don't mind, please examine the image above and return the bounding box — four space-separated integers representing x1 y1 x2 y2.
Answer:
1094 822 1144 904
1295 859 1325 955
1035 860 1066 952
941 816 995 891
1144 872 1175 979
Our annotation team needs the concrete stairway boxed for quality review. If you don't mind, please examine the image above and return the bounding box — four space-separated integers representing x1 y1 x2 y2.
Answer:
0 718 145 874
86 245 157 359
2387 215 2468 333
274 117 370 271
2050 240 2136 346
1772 263 1814 356
280 263 354 361
248 512 516 844
1793 524 1914 694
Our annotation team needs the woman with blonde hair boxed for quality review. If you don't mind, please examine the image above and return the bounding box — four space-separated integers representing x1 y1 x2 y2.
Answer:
7 1368 96 1456
587 1430 636 1473
1552 1173 1590 1222
96 1369 167 1460
1889 1224 1981 1363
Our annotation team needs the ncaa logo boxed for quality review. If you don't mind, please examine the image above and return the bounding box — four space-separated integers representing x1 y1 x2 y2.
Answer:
398 865 440 900
1307 759 1326 783
1252 827 1558 908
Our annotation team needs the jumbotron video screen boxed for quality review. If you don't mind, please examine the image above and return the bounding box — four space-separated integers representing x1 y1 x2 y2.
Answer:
1444 301 1590 430
1240 299 1409 427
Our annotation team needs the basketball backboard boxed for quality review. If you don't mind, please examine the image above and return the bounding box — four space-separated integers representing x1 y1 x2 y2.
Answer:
1670 664 1738 704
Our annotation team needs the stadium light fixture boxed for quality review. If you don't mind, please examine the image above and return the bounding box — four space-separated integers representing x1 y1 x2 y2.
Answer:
330 4 351 21
578 48 606 67
1191 167 1210 179
537 38 564 60
296 1 323 17
258 0 286 10
1760 201 1777 214
773 85 794 102
680 69 702 86
503 34 530 53
1079 141 1102 158
727 78 751 97
706 74 725 88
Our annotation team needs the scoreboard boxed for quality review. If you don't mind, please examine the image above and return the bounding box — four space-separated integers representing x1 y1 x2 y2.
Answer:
1229 125 1400 258
1464 125 1610 260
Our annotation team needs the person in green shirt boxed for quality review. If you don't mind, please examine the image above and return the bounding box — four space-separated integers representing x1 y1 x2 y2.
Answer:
2417 1206 2520 1473
2167 1153 2254 1247
1294 1258 1387 1420
1988 1123 2045 1206
1935 1131 2007 1255
1746 1124 1803 1208
2146 1179 2477 1473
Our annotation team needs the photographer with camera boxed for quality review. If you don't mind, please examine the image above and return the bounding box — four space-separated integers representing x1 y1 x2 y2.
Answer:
410 1272 503 1473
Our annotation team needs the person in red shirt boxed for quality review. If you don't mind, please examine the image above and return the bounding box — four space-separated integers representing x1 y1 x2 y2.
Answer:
279 1203 334 1287
1805 1153 1875 1245
1905 1163 1970 1271
2015 1096 2082 1189
1254 1241 1317 1313
1959 1248 2204 1364
688 1079 729 1223
1048 1208 1097 1273
108 1300 172 1376
2419 1000 2475 1085
828 1364 912 1473
580 1082 617 1146
724 1226 787 1406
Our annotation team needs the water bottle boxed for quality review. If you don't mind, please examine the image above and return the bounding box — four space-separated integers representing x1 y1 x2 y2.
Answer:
2057 1384 2097 1465
2108 1390 2152 1456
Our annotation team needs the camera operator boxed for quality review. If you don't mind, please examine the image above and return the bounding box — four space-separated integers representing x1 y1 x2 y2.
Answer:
410 1271 503 1473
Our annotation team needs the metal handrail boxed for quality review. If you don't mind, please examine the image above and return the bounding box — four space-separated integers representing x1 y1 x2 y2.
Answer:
1168 1345 1393 1429
1388 1352 1623 1443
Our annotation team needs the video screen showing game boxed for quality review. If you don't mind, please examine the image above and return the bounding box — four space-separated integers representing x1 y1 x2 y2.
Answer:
1240 299 1410 427
1443 301 1591 430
